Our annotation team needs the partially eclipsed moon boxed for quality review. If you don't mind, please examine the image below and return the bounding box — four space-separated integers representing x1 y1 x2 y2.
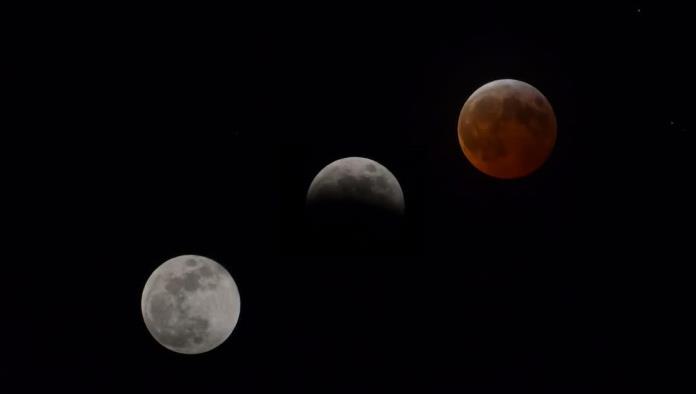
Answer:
141 255 241 354
305 157 405 252
458 79 557 179
306 157 405 213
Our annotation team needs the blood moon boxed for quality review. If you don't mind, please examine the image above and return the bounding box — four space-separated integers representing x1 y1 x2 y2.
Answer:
457 79 557 179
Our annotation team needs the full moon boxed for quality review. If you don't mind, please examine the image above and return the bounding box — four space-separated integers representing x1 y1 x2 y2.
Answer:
457 79 557 179
306 157 404 214
141 255 241 354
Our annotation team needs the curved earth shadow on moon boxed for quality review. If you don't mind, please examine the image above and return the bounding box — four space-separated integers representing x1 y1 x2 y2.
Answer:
304 157 406 255
307 162 405 214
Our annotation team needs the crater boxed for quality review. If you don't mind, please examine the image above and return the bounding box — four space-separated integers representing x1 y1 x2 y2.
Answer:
165 270 203 294
182 271 202 291
149 293 174 326
198 264 214 277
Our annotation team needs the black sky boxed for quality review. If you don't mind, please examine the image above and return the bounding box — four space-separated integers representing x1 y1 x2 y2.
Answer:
7 2 692 393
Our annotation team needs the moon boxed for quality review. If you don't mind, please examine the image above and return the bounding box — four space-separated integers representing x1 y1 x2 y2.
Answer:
141 255 241 354
457 79 557 179
305 157 404 252
306 157 404 214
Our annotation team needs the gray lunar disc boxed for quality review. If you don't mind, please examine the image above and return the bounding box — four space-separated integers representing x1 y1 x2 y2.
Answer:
141 255 241 354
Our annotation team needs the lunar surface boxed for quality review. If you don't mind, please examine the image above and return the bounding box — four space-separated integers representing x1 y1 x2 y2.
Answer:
305 157 404 253
306 157 404 213
458 79 557 179
141 255 241 354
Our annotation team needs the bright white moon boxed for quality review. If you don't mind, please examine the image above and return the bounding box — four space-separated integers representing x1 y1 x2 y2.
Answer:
141 255 241 354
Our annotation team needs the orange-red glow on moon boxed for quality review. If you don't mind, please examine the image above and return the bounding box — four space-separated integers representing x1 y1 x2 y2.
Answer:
458 79 557 179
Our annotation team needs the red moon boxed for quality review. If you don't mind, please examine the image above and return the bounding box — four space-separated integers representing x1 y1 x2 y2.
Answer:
457 79 557 179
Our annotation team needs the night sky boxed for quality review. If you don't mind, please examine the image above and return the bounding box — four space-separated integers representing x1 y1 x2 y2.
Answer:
8 2 691 393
